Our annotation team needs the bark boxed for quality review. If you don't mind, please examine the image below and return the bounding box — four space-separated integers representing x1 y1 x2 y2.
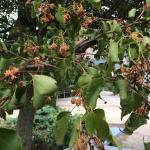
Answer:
11 1 36 149
17 85 35 150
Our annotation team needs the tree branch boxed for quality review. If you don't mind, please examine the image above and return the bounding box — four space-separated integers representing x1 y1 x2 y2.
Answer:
75 36 99 53
75 31 113 53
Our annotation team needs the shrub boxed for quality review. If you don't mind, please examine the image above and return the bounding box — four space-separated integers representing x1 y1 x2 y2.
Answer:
32 106 80 150
0 106 80 150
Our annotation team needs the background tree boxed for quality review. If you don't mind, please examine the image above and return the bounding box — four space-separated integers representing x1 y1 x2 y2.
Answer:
0 0 150 150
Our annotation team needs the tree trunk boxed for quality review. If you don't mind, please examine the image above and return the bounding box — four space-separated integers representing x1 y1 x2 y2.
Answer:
17 85 35 150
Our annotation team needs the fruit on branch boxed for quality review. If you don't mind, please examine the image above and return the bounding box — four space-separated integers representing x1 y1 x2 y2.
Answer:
64 11 71 23
71 97 82 106
59 43 70 56
4 66 19 80
48 42 58 50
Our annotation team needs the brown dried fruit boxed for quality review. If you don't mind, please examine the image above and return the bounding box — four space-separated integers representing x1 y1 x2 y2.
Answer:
48 42 58 50
75 98 82 106
71 98 76 104
59 43 70 56
74 132 89 150
46 96 52 105
4 66 19 80
19 80 25 87
24 43 39 54
82 18 93 29
73 3 86 19
64 12 71 23
38 2 55 14
33 57 43 66
40 14 54 24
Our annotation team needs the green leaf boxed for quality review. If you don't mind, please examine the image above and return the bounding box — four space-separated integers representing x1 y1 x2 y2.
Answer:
117 80 143 118
85 111 95 135
128 44 139 60
120 92 143 118
55 59 78 87
78 74 93 87
55 5 64 24
55 111 70 145
94 110 112 141
96 119 112 141
88 0 101 9
0 41 8 51
86 67 98 76
32 75 57 109
101 21 110 32
109 40 119 62
2 86 26 112
0 88 11 99
111 20 122 34
128 8 137 18
32 0 42 18
124 112 147 134
78 74 103 109
0 58 14 70
94 108 105 120
117 80 128 100
85 109 112 141
0 128 22 150
143 36 150 44
146 0 150 8
69 118 80 150
144 142 150 150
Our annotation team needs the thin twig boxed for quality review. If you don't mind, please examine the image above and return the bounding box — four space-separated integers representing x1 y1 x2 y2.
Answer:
135 7 145 22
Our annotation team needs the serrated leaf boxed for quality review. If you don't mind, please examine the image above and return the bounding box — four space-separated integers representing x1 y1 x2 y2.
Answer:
32 75 57 109
0 128 22 150
85 109 112 141
124 112 147 134
109 40 119 62
120 94 136 118
117 80 143 118
78 74 103 109
55 111 70 145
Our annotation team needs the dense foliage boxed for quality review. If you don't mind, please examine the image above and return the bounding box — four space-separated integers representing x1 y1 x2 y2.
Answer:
0 106 80 150
0 0 150 149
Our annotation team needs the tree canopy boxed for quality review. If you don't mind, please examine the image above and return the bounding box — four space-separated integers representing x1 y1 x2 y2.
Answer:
0 0 150 149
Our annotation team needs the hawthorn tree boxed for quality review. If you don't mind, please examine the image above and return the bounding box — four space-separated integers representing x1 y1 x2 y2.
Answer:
0 0 150 150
